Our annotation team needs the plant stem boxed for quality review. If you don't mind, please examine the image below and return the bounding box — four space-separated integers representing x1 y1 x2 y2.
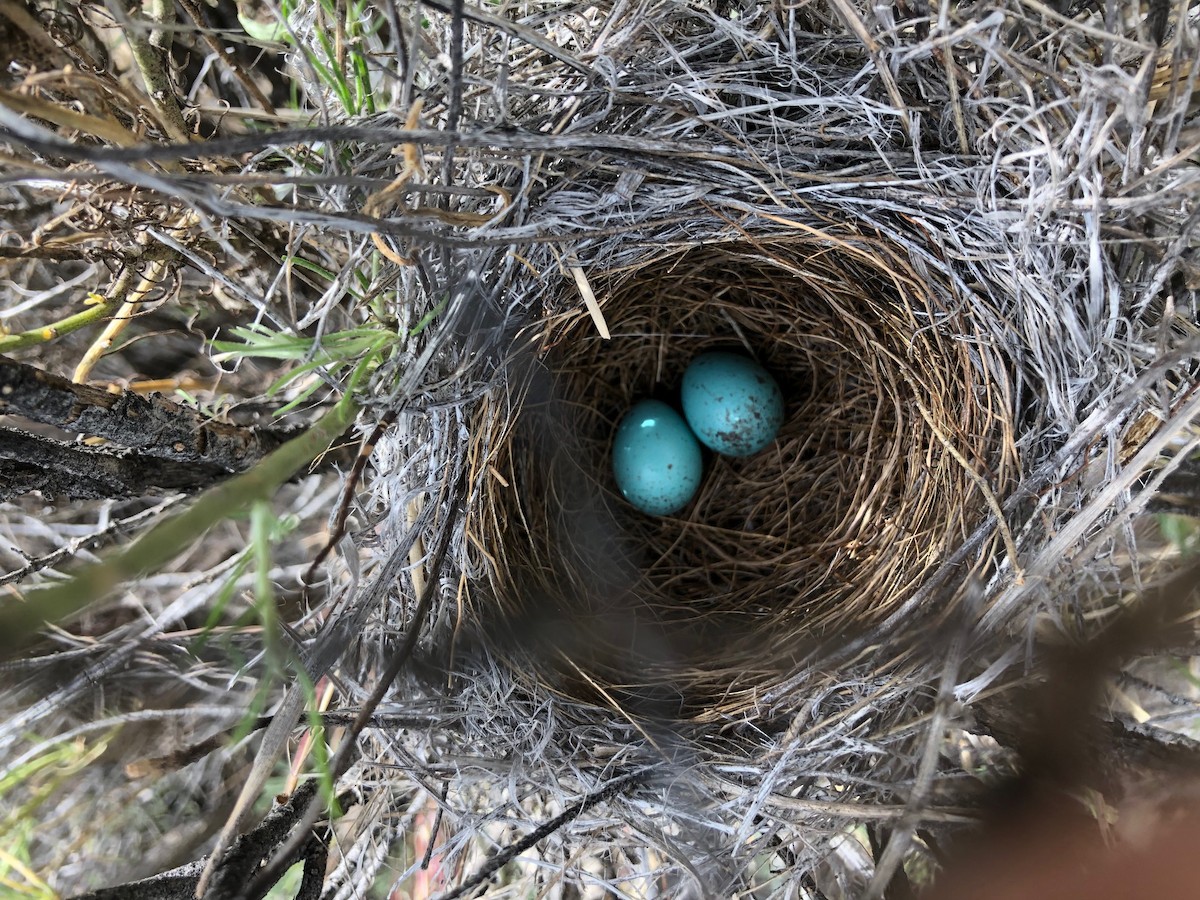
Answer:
0 393 359 655
0 268 137 354
124 0 192 143
72 258 169 382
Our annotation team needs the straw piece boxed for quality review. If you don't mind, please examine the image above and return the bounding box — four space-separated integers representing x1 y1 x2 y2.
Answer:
570 265 610 341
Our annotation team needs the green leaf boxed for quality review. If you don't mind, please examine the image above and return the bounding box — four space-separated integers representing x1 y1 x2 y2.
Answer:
238 12 292 45
409 297 448 336
1157 512 1199 554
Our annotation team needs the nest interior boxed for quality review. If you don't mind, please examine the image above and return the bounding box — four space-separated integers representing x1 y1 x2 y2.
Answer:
471 233 1020 720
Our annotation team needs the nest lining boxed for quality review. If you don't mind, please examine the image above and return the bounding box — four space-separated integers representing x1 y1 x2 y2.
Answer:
469 232 1020 720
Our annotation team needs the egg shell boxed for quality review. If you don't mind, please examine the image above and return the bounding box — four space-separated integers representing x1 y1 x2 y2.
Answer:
681 351 784 457
612 399 703 516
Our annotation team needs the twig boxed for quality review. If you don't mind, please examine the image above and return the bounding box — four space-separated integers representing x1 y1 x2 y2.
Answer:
0 267 137 354
0 497 183 587
824 0 912 138
0 87 141 147
294 825 331 900
866 827 917 900
237 467 461 899
0 427 230 500
72 257 171 383
124 712 442 779
365 100 426 266
69 210 193 383
422 782 450 871
0 245 105 261
71 782 324 900
0 0 70 68
206 783 341 900
303 409 397 585
865 581 978 900
442 0 465 195
176 0 277 116
0 355 292 469
0 393 359 655
121 0 192 143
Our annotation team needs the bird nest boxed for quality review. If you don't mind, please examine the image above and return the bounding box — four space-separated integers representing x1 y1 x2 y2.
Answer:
4 0 1199 896
469 232 1019 720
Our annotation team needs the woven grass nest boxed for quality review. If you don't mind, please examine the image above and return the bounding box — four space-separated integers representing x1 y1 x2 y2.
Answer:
470 234 1018 721
4 0 1200 897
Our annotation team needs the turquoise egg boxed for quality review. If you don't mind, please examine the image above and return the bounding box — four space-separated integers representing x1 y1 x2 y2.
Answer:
612 399 703 516
681 351 784 457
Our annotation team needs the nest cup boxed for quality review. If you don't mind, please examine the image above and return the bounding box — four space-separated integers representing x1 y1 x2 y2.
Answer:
472 232 1019 722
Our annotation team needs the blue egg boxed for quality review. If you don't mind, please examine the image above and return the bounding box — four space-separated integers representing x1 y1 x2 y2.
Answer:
612 399 703 516
681 351 784 457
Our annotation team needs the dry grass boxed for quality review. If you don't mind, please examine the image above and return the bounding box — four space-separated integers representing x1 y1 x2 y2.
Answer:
0 0 1198 898
470 235 1019 720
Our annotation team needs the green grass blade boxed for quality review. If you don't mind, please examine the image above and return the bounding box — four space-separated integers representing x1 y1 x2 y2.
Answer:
0 394 360 655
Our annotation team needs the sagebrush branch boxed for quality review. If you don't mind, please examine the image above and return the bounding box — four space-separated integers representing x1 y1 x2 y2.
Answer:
0 355 291 470
0 428 229 501
0 392 359 654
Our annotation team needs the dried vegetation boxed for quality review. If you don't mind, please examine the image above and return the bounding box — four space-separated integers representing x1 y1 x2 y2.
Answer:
1 0 1199 898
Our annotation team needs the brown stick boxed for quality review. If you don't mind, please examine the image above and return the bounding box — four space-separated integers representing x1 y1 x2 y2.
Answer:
0 355 292 471
0 428 229 500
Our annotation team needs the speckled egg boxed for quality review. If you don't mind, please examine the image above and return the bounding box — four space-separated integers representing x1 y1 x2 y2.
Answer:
681 351 784 457
612 399 703 516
